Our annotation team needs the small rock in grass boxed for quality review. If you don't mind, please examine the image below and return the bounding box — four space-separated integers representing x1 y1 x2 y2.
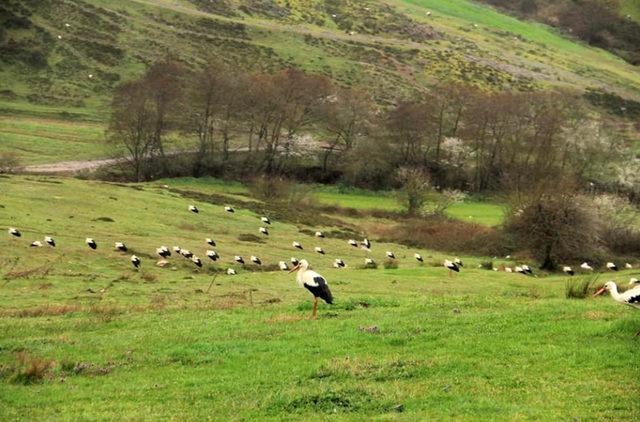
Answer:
453 308 461 314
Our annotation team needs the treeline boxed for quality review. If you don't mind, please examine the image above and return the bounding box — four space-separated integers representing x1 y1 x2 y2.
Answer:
107 59 631 197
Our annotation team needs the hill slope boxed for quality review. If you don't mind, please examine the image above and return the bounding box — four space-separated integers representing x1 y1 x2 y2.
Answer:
1 0 639 122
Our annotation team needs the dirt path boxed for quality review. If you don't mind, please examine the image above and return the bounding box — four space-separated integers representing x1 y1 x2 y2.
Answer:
23 158 123 174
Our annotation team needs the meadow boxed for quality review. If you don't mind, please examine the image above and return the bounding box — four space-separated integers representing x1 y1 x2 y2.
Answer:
0 175 638 420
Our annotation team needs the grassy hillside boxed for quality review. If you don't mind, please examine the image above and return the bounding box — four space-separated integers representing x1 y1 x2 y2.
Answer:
1 0 639 119
0 175 638 419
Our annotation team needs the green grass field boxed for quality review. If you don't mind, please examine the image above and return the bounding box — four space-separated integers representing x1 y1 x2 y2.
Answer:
0 175 638 419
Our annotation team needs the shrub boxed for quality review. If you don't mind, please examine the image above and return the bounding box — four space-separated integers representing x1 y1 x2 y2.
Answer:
395 167 430 215
383 260 399 269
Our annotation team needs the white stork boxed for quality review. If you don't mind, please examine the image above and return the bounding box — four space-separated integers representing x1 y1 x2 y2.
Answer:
44 236 55 247
131 255 141 268
261 216 271 225
289 259 333 319
206 250 219 261
348 239 358 247
606 262 618 271
206 238 216 246
224 206 234 213
593 281 640 335
251 255 262 265
259 227 269 235
505 267 513 273
191 256 203 267
314 246 325 255
625 263 633 269
86 238 97 250
172 246 181 254
157 246 171 258
454 257 463 268
8 227 21 237
291 257 299 266
188 205 199 213
181 249 193 259
414 253 424 262
563 266 575 276
234 255 245 264
364 258 375 266
292 241 303 250
315 231 324 238
278 261 289 271
629 278 639 286
362 238 371 249
115 242 127 252
515 266 526 274
444 259 459 277
521 264 532 274
386 251 395 259
227 268 237 275
30 240 42 247
334 258 345 268
580 262 593 271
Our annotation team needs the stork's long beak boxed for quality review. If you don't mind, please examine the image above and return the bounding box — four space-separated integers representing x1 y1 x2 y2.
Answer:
593 287 606 297
288 264 301 273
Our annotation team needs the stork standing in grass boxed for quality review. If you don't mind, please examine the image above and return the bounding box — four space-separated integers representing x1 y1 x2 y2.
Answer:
131 255 141 269
261 217 271 225
86 238 97 250
30 240 42 247
115 242 127 252
8 228 21 237
444 259 460 277
414 253 423 262
593 281 640 335
292 241 303 250
157 246 171 258
206 238 216 246
289 259 333 319
206 250 219 261
225 206 234 213
188 205 199 213
278 261 289 271
581 262 593 271
45 236 55 247
259 227 269 235
563 266 574 276
606 262 618 271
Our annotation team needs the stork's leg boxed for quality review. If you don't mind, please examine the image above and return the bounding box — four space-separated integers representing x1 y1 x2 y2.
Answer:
448 269 452 278
312 297 318 319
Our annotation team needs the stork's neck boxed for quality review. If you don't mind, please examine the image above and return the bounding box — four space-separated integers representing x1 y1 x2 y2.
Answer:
608 284 624 303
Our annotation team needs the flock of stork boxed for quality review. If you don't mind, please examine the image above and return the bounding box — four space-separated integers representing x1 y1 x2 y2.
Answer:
5 203 640 323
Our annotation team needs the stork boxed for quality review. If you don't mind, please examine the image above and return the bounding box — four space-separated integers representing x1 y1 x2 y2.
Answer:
44 236 55 247
131 255 141 268
315 231 324 238
30 240 42 247
314 247 325 255
289 259 333 319
206 250 219 261
292 241 303 250
8 227 21 237
348 239 358 247
191 256 203 267
291 257 299 266
115 242 127 252
515 266 526 274
521 264 532 274
278 261 289 271
259 227 269 235
234 255 245 264
261 217 271 225
251 255 262 265
181 249 194 259
606 262 618 271
172 246 181 254
206 238 216 246
86 238 97 250
444 259 459 277
362 238 371 249
625 263 633 269
188 205 199 213
386 251 395 259
227 268 237 275
563 266 575 276
593 281 640 335
414 253 423 262
364 258 375 266
454 257 463 268
580 262 593 271
157 246 171 258
225 206 234 213
629 278 639 286
334 258 345 268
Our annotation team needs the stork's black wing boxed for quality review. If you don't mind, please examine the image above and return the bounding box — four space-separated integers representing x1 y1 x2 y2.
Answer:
304 276 333 304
